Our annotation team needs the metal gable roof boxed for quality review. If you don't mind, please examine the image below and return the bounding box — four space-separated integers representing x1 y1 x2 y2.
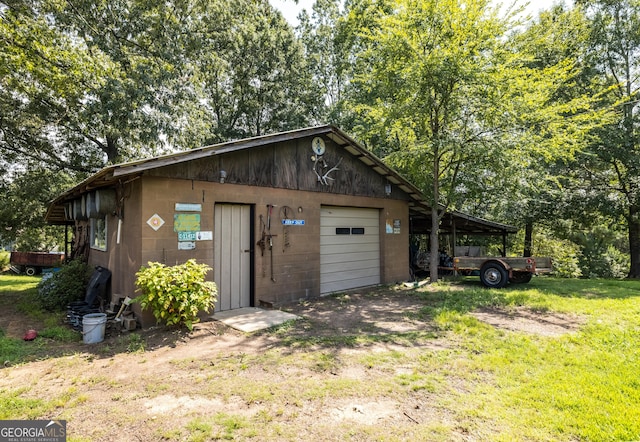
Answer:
45 125 517 236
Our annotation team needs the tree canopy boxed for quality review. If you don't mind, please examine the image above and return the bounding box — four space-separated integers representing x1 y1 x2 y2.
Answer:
2 0 640 278
1 0 319 171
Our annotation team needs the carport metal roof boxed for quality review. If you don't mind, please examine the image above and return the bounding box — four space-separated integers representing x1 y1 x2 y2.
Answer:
45 125 518 237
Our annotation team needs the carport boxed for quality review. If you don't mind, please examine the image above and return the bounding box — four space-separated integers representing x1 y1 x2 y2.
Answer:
407 201 519 274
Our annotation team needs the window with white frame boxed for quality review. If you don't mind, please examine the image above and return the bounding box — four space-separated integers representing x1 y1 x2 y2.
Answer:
90 216 107 251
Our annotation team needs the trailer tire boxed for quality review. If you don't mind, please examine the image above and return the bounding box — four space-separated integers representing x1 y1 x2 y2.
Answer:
480 262 508 288
25 266 37 276
510 272 532 284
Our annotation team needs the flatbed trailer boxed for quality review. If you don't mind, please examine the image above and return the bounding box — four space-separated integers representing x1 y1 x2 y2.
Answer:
453 256 553 288
10 251 65 276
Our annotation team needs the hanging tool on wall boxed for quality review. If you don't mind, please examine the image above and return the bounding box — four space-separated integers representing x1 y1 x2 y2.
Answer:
280 206 293 252
269 234 275 282
257 214 266 277
266 204 277 282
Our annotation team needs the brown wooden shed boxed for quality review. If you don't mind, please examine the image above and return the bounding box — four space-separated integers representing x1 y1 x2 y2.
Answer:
45 125 514 326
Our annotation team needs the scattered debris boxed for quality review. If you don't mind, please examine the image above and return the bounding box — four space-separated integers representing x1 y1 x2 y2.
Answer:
23 329 37 341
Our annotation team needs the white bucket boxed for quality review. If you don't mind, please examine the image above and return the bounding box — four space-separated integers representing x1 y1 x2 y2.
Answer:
82 313 107 344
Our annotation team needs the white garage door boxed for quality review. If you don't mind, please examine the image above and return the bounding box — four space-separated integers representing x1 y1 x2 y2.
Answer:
320 206 380 294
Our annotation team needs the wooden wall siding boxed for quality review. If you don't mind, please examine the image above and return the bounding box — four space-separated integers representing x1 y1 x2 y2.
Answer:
147 137 406 200
275 140 304 189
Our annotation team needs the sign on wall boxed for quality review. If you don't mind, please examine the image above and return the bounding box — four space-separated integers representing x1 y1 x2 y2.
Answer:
178 241 196 250
196 231 213 240
175 203 202 212
178 231 197 241
147 214 165 231
177 231 213 241
282 219 305 226
174 214 200 232
386 219 401 234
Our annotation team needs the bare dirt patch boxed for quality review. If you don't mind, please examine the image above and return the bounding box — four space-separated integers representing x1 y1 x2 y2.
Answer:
0 284 585 441
470 306 585 337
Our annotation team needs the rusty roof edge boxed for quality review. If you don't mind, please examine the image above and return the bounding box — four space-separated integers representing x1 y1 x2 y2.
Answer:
111 125 336 177
45 125 518 234
47 167 115 207
444 209 518 233
328 129 517 233
327 126 428 204
46 126 336 214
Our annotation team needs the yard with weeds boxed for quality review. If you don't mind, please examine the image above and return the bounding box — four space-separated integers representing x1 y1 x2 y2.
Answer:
1 274 639 441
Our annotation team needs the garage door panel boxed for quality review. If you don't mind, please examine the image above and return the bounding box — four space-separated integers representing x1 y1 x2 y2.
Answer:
321 224 379 233
320 206 381 294
321 275 381 294
320 243 379 255
320 259 380 275
321 232 379 241
320 224 379 234
320 238 380 250
322 230 379 242
320 210 379 220
323 267 380 284
320 219 379 227
321 251 378 265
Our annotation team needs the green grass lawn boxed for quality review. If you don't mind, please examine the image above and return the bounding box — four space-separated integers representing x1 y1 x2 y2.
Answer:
1 275 639 441
0 274 79 366
414 277 640 441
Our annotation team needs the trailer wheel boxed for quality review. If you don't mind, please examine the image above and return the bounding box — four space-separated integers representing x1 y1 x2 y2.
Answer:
510 272 532 284
25 266 37 276
480 262 508 288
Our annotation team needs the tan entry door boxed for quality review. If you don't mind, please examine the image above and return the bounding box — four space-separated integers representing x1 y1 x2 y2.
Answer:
214 204 251 311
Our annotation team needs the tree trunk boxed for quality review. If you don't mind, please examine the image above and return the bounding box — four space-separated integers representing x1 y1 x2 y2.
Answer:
628 204 640 278
429 150 440 283
523 221 533 257
429 209 440 283
105 135 120 164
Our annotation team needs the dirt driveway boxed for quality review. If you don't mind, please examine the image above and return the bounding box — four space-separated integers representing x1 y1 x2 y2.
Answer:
0 283 581 441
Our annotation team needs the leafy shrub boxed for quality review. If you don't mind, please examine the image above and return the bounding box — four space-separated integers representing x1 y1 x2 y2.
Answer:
134 259 217 330
37 259 93 311
0 251 9 269
531 235 583 279
569 227 629 279
579 244 629 279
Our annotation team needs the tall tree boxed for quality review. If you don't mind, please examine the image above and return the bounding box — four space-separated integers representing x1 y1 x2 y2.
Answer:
193 0 317 143
0 167 74 249
487 4 613 256
0 1 111 173
296 0 354 124
343 0 515 281
1 0 318 169
574 0 640 277
1 0 319 249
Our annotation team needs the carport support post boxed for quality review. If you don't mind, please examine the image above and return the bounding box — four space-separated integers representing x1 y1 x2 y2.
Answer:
502 230 507 257
452 220 457 276
65 225 69 261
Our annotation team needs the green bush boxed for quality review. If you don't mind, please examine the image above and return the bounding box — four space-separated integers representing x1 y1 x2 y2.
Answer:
37 259 93 311
578 240 629 279
531 235 583 279
134 259 217 331
0 251 9 269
